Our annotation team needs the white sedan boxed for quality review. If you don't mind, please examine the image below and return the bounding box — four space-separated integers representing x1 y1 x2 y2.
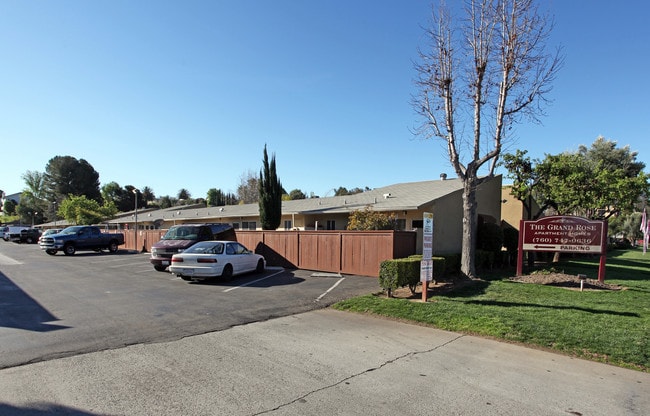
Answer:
169 241 266 282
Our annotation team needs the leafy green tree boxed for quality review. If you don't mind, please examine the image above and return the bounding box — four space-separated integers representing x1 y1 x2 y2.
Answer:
16 204 43 226
288 189 307 200
159 196 173 209
177 188 191 201
579 136 645 178
58 194 116 225
501 150 544 220
334 187 368 196
334 187 350 196
347 206 397 230
19 170 49 223
608 212 642 244
536 138 648 219
412 0 562 278
100 183 141 212
101 181 124 208
44 156 101 202
206 188 219 206
258 144 283 230
3 198 17 215
207 188 237 206
141 186 155 207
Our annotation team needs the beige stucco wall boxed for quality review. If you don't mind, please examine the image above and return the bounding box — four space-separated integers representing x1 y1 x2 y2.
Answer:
432 189 464 254
476 175 503 223
500 185 542 230
501 187 524 230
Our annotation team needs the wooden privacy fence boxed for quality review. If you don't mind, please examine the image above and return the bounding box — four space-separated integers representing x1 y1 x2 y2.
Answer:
236 230 416 277
121 229 416 277
122 229 167 253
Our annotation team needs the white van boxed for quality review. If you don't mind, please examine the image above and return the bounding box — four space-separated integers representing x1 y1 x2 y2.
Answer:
3 226 30 242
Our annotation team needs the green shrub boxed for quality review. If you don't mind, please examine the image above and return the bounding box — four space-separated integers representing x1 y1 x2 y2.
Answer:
379 256 449 297
379 258 421 297
408 255 446 281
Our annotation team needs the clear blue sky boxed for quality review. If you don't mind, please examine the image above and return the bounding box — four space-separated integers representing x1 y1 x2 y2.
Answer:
1 1 648 200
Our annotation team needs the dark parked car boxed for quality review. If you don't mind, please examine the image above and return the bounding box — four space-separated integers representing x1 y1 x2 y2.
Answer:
19 228 42 244
150 223 236 271
39 226 125 255
38 228 64 244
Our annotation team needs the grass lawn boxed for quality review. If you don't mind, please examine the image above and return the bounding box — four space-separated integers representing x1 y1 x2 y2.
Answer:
333 248 650 372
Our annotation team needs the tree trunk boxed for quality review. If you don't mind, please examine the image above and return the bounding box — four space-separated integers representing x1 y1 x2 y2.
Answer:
461 177 478 279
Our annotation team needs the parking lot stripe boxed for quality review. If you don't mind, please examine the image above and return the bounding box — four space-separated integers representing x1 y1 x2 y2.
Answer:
0 253 21 265
315 277 345 302
222 270 284 292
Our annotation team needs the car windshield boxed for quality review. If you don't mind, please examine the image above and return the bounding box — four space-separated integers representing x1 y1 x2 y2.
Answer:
185 242 224 255
162 226 201 240
60 226 84 235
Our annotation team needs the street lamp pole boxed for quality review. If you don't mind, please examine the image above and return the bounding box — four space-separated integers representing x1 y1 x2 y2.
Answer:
133 189 139 252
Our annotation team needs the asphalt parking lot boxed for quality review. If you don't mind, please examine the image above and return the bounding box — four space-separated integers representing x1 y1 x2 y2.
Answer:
0 241 379 369
1 241 649 415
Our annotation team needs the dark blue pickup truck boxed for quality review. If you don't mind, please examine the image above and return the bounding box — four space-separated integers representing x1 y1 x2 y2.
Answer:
39 226 125 256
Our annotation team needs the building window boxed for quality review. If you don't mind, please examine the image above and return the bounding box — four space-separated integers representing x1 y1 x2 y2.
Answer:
232 223 240 230
326 220 335 230
284 220 292 230
242 221 256 230
412 220 423 228
395 219 406 231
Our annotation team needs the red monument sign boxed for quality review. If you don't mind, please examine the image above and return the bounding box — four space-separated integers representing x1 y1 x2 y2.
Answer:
517 216 608 281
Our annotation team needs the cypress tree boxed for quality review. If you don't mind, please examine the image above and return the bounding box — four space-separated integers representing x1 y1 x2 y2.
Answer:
259 144 282 230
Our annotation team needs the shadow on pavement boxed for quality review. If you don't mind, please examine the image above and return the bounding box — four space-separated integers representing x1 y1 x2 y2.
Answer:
0 272 69 332
0 403 102 415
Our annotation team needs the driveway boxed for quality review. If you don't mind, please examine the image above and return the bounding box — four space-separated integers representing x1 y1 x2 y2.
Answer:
0 309 647 415
0 243 378 369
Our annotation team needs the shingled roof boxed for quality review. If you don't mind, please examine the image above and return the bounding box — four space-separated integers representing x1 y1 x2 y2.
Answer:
110 177 468 224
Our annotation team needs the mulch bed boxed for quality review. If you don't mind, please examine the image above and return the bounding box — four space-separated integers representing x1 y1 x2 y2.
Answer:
387 273 623 299
509 273 624 291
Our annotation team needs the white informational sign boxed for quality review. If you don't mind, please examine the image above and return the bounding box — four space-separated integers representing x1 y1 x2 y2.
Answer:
421 212 434 282
420 259 433 282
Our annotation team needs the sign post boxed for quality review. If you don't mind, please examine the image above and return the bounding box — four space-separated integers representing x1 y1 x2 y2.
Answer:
420 213 434 302
517 216 608 281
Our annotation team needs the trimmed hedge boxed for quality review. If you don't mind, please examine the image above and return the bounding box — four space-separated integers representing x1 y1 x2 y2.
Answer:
407 255 447 280
379 256 446 297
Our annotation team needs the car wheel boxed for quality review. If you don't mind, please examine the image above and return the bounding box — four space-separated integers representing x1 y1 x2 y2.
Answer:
108 241 119 253
221 264 233 280
154 265 167 272
256 259 265 273
45 249 57 256
63 244 76 256
26 237 34 244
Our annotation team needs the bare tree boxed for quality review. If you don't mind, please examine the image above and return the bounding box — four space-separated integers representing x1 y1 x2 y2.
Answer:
413 0 562 278
237 170 260 204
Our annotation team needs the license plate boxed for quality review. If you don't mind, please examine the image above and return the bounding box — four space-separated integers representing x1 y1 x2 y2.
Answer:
162 261 169 265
